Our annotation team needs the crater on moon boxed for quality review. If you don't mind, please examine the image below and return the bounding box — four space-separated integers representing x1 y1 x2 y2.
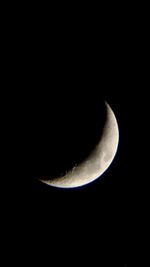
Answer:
103 150 113 163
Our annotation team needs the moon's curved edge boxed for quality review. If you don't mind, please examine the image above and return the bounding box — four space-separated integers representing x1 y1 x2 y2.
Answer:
39 102 119 189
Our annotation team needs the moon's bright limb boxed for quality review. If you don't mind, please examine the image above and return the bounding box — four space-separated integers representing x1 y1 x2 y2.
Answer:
39 102 119 188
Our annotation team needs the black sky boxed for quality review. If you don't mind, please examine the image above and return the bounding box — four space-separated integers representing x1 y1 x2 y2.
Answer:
12 79 134 260
4 18 142 263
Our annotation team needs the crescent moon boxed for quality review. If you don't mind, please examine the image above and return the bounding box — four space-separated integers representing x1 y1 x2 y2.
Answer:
39 102 119 188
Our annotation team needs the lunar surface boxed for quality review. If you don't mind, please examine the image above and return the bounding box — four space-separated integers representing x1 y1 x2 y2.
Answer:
39 102 119 188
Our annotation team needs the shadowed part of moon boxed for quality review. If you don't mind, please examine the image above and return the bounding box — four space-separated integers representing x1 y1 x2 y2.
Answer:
30 99 107 179
39 102 119 188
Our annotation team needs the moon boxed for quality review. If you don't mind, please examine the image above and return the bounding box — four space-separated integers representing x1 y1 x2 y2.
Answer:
39 102 119 188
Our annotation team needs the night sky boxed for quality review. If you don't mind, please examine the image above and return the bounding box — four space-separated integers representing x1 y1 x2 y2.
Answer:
5 21 140 264
11 83 134 261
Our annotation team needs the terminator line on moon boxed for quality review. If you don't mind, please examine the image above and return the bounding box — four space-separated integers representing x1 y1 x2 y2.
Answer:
39 102 119 188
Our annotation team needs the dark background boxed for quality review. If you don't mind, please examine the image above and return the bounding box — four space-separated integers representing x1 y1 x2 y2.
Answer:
4 14 144 264
11 62 134 259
